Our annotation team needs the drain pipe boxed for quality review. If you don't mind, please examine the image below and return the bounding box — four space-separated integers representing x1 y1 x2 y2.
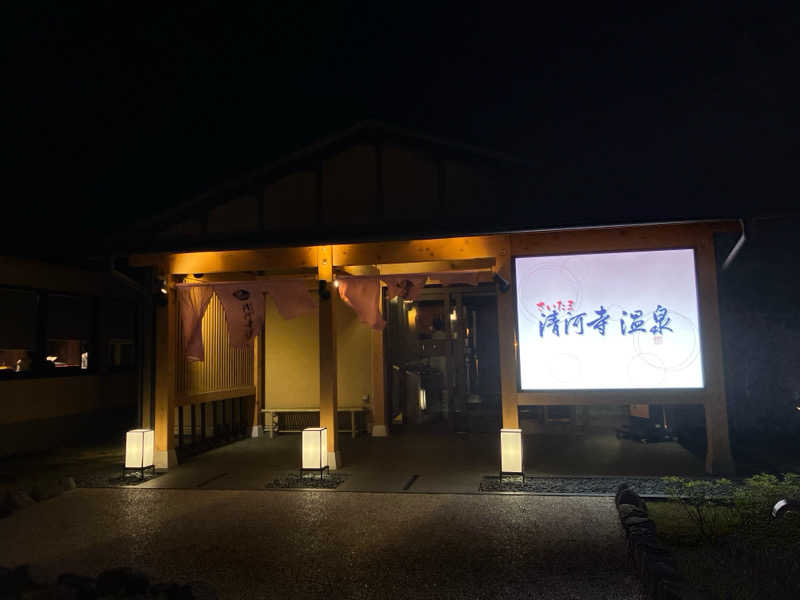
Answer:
721 218 748 271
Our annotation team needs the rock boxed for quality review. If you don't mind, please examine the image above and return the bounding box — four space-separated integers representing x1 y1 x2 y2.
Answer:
29 480 63 502
58 572 96 598
618 503 648 520
186 581 218 600
149 582 194 599
622 515 656 530
6 489 37 510
644 559 680 596
0 565 39 596
626 522 657 537
657 578 703 600
96 567 149 597
616 487 646 509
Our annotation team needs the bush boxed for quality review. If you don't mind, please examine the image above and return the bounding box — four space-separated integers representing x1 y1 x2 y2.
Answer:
662 476 737 542
658 473 800 599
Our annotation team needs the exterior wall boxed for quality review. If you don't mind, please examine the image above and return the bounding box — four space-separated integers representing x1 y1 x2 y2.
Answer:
176 292 253 402
0 256 142 456
0 373 137 456
264 288 371 410
0 373 136 425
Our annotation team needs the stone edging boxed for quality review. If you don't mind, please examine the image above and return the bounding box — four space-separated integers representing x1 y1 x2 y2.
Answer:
0 565 217 599
0 476 76 519
615 483 705 600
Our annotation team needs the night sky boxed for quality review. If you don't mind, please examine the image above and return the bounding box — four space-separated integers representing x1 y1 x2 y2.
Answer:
5 2 799 258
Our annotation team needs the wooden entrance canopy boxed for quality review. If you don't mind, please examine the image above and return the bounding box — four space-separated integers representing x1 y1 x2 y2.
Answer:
132 221 739 474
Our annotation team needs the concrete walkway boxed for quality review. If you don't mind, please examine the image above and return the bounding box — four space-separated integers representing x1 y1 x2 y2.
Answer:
0 488 645 599
138 429 704 492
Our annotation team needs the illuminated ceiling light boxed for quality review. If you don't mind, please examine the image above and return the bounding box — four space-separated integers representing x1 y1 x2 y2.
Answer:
301 427 328 479
124 429 155 480
500 428 524 481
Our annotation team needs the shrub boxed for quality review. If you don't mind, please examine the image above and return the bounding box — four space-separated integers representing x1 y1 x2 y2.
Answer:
662 476 737 543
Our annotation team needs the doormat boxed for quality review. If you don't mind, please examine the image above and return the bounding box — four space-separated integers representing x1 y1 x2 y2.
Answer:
479 476 668 496
265 473 346 490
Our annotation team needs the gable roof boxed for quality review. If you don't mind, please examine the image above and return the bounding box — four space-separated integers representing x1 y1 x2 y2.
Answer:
112 121 536 254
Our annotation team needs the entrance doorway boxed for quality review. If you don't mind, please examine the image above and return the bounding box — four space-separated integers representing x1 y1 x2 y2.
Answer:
384 285 500 434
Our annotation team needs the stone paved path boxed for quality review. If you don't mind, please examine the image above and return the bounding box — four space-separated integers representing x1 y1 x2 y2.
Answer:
0 488 645 599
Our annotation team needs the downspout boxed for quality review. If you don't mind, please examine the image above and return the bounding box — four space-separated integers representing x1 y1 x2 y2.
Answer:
721 218 748 271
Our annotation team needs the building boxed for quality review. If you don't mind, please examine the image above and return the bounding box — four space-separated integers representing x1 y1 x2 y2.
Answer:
0 256 143 456
109 122 737 474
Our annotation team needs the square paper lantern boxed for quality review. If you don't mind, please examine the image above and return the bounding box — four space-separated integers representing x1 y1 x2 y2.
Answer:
302 427 328 471
125 429 154 469
500 428 523 475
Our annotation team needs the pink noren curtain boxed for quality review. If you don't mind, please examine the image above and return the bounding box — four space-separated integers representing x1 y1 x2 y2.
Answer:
381 275 428 301
178 286 214 361
264 280 317 319
212 283 268 347
337 277 386 330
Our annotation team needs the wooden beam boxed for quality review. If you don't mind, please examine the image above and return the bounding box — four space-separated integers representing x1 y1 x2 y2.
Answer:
317 245 341 467
515 390 716 405
154 281 177 469
370 292 387 436
333 235 504 267
130 246 319 274
510 221 739 256
252 324 265 437
695 235 735 474
494 235 519 429
175 386 257 407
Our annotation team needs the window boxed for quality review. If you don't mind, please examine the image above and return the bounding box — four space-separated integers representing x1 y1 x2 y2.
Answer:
0 288 37 372
109 339 135 369
46 294 92 369
107 300 136 370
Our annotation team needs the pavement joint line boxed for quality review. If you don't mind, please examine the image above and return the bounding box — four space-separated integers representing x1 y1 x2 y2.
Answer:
195 472 229 488
401 474 419 491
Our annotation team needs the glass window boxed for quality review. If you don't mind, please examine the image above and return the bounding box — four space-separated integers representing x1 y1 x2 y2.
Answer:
109 339 135 369
107 300 136 370
0 288 37 373
47 294 93 369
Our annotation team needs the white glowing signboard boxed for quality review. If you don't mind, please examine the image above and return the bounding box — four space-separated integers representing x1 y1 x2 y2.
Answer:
515 249 704 390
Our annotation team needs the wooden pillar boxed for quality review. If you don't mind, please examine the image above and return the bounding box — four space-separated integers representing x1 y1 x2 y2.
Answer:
370 291 387 436
251 323 265 437
318 246 341 468
154 280 177 469
696 236 736 474
495 235 519 429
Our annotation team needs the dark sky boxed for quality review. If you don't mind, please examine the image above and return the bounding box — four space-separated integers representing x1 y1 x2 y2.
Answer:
5 2 799 256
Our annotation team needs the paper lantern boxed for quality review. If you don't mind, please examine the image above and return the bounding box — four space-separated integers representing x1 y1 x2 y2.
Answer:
124 428 155 479
419 388 427 411
302 427 328 476
500 428 523 478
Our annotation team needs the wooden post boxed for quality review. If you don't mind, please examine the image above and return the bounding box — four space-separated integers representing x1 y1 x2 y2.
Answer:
251 322 265 437
696 237 736 474
495 235 519 430
318 246 341 468
370 289 387 436
154 280 177 469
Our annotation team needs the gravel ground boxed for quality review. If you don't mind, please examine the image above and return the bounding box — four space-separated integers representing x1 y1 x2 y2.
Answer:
480 476 672 496
0 488 646 600
265 473 346 489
